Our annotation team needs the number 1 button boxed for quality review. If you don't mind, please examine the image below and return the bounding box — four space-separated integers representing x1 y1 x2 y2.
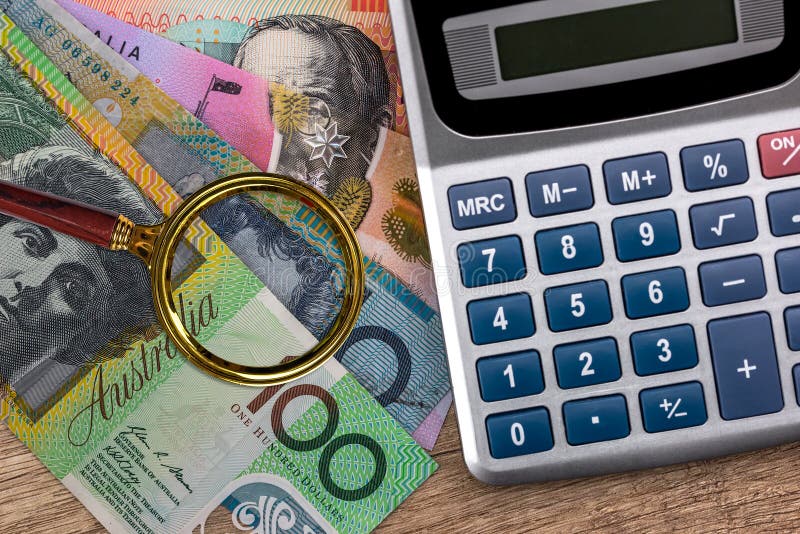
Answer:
468 293 535 345
486 407 554 459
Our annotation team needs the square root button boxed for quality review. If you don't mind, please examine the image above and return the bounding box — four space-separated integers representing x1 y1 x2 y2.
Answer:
708 312 783 420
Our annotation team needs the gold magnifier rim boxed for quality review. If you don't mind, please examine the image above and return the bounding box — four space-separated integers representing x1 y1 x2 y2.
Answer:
149 172 365 386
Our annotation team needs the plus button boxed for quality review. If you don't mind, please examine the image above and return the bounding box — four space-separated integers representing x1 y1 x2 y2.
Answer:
737 358 757 379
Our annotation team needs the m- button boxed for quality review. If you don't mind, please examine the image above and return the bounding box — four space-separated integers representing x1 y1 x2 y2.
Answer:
604 152 672 205
448 178 517 230
526 165 594 217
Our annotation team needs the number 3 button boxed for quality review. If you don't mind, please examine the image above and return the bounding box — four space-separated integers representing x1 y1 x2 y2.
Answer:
468 293 535 345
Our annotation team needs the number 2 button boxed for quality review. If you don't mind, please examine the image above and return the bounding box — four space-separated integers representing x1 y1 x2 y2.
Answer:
468 293 535 345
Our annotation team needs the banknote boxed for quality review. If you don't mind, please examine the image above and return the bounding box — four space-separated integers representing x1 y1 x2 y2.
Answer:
2 0 451 442
0 13 436 533
58 0 439 312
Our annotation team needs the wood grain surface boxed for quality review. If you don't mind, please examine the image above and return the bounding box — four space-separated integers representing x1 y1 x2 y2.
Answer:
2 408 800 533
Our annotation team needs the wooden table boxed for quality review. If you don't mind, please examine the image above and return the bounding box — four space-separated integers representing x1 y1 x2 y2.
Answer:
3 409 800 533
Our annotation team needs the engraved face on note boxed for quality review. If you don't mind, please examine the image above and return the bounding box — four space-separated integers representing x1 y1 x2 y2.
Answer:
0 147 161 413
234 16 391 228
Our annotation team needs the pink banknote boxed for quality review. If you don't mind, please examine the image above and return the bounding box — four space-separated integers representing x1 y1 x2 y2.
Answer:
58 0 275 171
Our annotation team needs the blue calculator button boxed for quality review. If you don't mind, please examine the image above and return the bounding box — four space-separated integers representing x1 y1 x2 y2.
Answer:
640 382 707 433
681 139 749 192
689 197 758 250
699 255 767 307
794 365 800 406
448 178 516 230
526 165 594 217
477 351 545 402
786 307 800 351
554 338 621 389
621 267 690 319
486 407 553 459
612 210 681 262
468 293 535 345
544 280 613 332
563 395 630 446
535 223 603 275
458 236 526 288
708 312 783 420
767 188 800 237
603 152 671 205
776 247 800 294
631 324 698 376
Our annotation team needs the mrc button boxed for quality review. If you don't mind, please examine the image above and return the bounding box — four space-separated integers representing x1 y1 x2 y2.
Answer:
448 178 516 230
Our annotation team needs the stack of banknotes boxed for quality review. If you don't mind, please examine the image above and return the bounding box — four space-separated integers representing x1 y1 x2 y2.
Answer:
0 0 452 532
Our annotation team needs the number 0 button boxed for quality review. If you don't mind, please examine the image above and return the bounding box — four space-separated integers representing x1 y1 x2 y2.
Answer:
486 407 554 459
468 293 535 345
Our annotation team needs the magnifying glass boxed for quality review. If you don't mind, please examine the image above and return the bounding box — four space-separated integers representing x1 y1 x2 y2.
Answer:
0 173 365 386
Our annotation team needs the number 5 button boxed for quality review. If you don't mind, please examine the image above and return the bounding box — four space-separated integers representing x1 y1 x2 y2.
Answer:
544 280 613 332
468 293 535 345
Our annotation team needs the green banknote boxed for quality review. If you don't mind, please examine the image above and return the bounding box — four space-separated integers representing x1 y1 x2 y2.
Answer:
2 0 451 442
0 11 436 534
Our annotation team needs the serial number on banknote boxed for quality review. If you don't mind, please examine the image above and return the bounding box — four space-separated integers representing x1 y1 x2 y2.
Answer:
31 17 140 105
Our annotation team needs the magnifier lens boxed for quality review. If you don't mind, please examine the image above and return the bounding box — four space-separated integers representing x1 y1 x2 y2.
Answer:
168 188 347 369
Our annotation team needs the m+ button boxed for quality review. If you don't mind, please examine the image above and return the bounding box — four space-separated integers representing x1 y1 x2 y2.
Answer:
604 152 672 205
708 312 783 420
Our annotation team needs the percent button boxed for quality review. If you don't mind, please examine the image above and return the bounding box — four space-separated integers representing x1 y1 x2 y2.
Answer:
681 139 749 192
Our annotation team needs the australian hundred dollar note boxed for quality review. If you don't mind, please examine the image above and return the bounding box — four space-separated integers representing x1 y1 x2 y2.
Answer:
1 0 452 446
0 12 436 533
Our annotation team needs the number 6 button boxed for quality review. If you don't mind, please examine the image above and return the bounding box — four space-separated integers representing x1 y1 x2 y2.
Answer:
622 267 690 319
468 293 535 345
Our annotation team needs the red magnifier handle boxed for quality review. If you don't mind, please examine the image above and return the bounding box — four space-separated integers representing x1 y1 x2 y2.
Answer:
0 180 124 249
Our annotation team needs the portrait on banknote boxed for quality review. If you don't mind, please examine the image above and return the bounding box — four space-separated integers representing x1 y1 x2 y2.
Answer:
0 145 162 414
234 15 392 229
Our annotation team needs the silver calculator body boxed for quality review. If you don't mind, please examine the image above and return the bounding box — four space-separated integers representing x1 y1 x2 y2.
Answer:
389 0 800 484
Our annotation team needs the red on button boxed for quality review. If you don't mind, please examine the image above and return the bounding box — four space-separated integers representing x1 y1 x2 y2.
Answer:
758 128 800 178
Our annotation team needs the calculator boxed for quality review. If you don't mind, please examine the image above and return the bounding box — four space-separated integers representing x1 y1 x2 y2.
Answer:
389 0 800 483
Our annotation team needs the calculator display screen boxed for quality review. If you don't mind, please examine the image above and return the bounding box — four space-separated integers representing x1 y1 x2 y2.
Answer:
495 0 739 81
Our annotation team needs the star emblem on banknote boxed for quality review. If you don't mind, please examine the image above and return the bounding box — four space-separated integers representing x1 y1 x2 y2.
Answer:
304 122 350 167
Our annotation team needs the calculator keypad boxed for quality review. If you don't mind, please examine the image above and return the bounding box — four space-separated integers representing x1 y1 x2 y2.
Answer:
544 280 613 332
621 267 690 319
698 255 767 307
776 247 800 294
766 188 800 236
680 139 749 191
563 395 630 445
630 325 698 376
603 152 671 204
689 197 758 250
486 407 553 459
458 235 526 288
612 210 680 262
448 132 800 468
526 165 594 217
477 351 544 402
554 338 621 389
640 382 708 433
708 313 783 420
468 293 535 345
535 223 603 275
